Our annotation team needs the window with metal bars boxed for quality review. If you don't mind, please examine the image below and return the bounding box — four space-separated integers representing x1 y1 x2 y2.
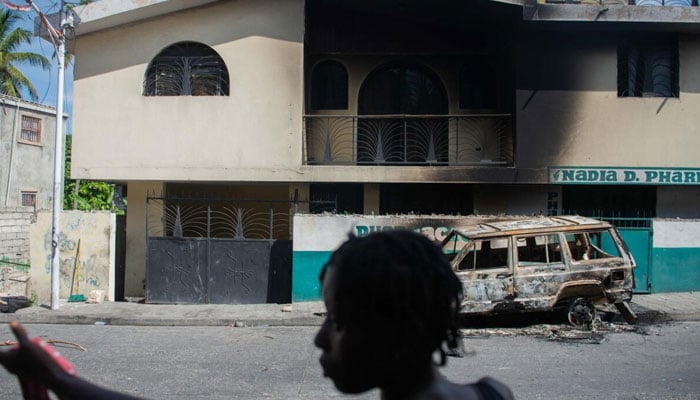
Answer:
618 35 679 98
20 191 36 207
144 41 229 96
20 115 42 143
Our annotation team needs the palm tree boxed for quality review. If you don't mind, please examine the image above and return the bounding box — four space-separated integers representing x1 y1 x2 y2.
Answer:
0 8 50 101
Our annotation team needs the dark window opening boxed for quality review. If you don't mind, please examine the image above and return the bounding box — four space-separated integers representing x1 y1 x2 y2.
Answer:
310 183 363 214
618 35 678 98
562 185 656 218
359 63 447 115
380 184 473 215
310 60 348 110
459 58 498 110
144 41 229 96
21 191 36 207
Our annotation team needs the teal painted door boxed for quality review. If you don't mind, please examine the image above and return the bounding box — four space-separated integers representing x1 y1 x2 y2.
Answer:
618 229 651 293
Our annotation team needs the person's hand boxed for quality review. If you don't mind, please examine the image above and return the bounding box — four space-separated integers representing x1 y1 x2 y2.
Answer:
2 321 145 400
0 321 76 392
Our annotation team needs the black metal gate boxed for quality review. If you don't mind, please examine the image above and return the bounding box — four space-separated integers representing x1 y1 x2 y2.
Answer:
145 196 294 304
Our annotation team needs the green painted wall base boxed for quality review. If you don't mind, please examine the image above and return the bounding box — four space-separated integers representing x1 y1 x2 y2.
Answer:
651 248 700 293
293 247 700 299
292 251 332 302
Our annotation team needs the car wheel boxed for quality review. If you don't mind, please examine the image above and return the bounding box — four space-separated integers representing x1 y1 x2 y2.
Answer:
567 297 597 329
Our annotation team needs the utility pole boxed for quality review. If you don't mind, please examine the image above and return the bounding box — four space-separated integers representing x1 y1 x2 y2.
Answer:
24 0 69 310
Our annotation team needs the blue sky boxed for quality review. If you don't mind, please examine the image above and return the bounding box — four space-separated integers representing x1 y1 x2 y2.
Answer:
11 0 76 131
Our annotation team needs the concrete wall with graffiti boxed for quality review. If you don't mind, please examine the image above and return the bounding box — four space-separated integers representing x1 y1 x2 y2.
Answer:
651 219 700 293
29 211 116 304
292 214 507 301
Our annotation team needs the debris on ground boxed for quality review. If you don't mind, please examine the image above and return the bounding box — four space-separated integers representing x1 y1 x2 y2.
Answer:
459 318 650 344
1 338 87 352
0 296 31 313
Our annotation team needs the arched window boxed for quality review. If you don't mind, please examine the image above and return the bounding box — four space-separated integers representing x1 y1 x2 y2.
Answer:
359 63 447 115
144 41 229 96
310 60 348 110
357 63 448 164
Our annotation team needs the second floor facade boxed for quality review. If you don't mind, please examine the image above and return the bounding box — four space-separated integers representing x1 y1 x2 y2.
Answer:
69 0 700 184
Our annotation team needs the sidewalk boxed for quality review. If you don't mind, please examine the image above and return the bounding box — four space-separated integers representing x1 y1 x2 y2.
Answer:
0 301 327 327
1 292 698 327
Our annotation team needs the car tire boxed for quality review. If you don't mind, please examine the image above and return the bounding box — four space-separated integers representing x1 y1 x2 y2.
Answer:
567 297 597 329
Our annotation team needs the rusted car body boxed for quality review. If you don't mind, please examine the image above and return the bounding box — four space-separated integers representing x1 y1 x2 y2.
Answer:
441 216 637 326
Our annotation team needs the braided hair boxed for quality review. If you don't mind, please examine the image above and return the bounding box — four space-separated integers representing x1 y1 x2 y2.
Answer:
320 229 463 368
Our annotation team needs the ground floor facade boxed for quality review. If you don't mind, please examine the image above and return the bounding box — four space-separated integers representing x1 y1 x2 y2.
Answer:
122 181 700 302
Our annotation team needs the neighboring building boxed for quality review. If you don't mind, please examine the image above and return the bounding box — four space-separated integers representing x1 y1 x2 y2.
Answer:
0 94 61 212
0 94 63 295
64 0 700 300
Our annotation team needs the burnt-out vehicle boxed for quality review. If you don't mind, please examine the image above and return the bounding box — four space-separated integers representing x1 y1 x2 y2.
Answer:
440 216 637 327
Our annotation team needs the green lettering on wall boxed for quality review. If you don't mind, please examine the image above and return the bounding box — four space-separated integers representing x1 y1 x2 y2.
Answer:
645 171 658 182
684 172 696 183
356 226 369 237
562 170 575 181
672 171 683 183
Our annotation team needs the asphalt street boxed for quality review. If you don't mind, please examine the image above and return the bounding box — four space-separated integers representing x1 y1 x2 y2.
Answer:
0 321 698 399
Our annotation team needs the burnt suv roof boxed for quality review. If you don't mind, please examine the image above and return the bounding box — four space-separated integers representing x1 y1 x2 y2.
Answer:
449 216 611 239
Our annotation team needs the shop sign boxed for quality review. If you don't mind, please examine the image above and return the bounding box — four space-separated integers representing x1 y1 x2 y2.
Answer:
549 167 700 185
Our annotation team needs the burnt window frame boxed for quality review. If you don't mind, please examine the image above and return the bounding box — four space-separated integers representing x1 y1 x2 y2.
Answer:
515 233 565 268
618 35 679 98
456 237 511 272
309 60 348 110
144 41 230 96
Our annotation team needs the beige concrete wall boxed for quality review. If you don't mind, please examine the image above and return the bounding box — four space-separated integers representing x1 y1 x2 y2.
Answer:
73 2 700 186
29 211 115 304
72 0 304 182
515 34 700 182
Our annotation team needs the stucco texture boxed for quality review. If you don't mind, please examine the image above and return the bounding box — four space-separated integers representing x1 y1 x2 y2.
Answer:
71 0 304 182
29 211 115 304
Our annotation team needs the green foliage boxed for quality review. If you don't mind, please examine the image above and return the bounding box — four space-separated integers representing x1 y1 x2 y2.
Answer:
63 135 123 214
0 9 50 101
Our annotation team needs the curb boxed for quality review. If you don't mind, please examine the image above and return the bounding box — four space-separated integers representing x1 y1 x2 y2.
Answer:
0 314 325 327
1 300 698 327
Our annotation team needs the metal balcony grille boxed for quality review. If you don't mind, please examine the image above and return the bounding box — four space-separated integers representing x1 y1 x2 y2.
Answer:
144 42 229 96
303 114 513 166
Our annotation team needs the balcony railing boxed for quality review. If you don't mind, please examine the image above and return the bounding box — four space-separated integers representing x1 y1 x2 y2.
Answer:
303 114 514 166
